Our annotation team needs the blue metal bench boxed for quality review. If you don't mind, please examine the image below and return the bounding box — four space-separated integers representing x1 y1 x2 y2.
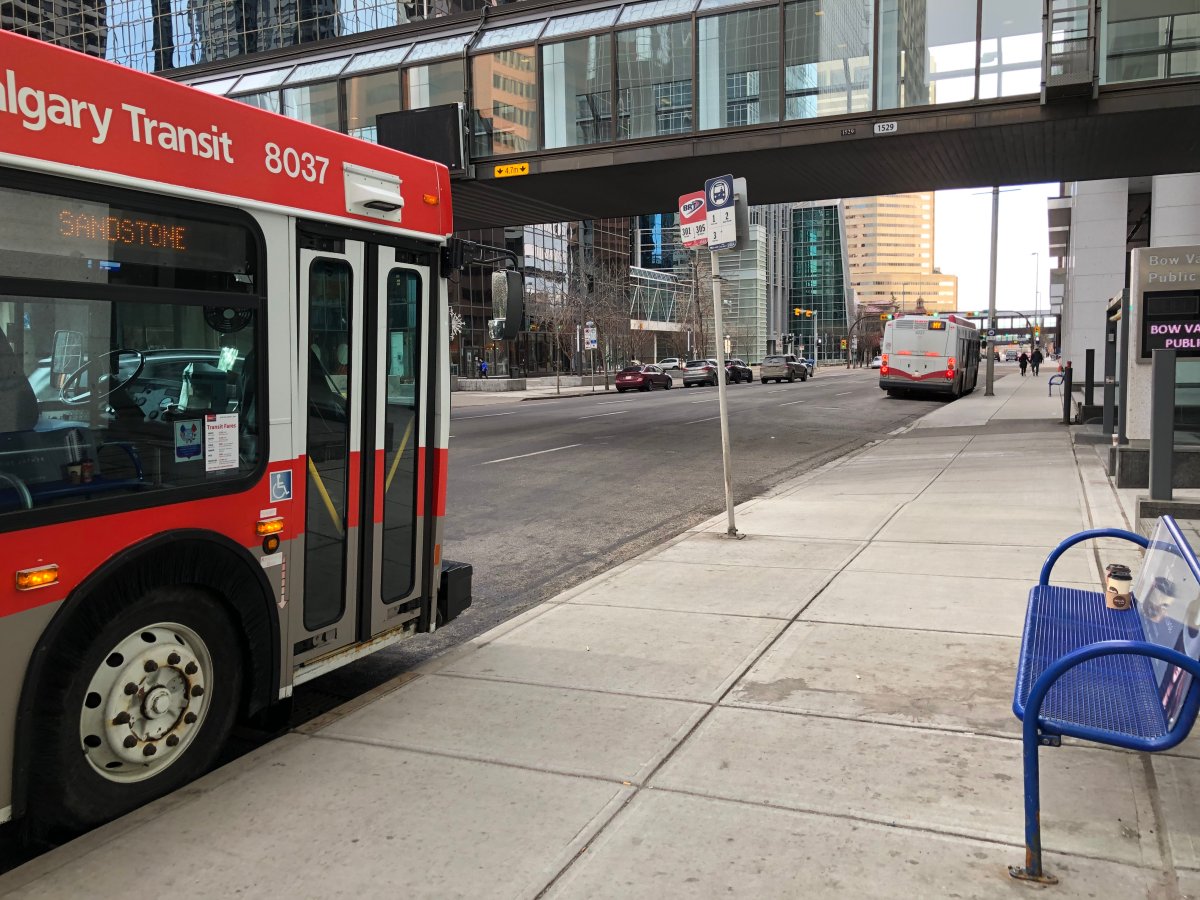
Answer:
1011 516 1200 884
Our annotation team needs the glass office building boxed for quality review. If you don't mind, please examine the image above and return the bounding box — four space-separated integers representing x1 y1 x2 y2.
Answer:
791 201 852 362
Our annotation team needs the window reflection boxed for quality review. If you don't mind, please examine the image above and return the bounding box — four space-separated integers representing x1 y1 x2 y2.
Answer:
698 7 780 129
785 0 873 120
877 0 975 108
543 34 614 148
617 21 694 138
471 46 538 157
232 90 282 114
345 71 402 141
405 58 465 109
1103 3 1200 83
282 80 341 130
979 0 1042 98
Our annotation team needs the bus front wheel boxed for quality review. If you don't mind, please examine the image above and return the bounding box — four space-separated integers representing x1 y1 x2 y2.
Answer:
25 586 242 839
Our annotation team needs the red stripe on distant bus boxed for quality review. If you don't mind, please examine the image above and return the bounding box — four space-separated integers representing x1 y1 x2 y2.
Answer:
884 368 954 382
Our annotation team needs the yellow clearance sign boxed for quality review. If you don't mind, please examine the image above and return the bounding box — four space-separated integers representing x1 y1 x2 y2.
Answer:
494 162 530 178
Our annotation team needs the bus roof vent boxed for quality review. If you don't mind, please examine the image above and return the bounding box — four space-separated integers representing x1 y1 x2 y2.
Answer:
343 163 404 223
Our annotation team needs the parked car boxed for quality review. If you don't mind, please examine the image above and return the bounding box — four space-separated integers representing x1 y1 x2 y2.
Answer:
656 357 682 370
615 364 672 392
725 358 753 383
870 355 883 369
760 354 807 383
683 359 721 387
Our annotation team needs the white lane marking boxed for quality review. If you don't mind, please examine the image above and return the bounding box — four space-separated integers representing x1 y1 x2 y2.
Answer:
779 399 807 407
767 389 789 394
596 398 635 406
579 410 631 420
835 391 854 396
690 398 717 404
452 411 517 420
685 416 720 425
480 444 582 466
812 406 842 410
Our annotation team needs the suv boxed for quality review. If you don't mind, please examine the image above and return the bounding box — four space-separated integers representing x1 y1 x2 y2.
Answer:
725 358 752 383
683 359 720 387
656 357 682 370
760 354 807 383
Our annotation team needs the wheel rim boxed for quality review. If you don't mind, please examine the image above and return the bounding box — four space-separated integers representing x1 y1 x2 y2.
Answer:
79 622 213 783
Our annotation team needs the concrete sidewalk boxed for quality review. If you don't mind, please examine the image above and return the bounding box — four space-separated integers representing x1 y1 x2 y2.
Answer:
4 373 1196 898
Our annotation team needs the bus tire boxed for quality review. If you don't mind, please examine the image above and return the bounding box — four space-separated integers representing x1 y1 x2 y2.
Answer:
25 586 242 840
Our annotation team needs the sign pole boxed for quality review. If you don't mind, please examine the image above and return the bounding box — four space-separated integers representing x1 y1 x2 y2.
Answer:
709 249 737 538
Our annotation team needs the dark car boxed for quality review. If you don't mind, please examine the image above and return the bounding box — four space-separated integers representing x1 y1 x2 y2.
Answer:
615 364 672 392
725 358 752 383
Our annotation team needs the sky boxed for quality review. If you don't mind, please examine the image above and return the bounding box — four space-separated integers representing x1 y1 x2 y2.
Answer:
934 182 1059 315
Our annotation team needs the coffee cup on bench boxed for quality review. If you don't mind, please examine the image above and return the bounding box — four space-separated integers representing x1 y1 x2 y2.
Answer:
1104 563 1132 610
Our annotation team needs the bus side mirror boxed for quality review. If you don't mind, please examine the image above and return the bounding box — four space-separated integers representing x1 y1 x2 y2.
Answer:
51 329 83 383
491 270 524 341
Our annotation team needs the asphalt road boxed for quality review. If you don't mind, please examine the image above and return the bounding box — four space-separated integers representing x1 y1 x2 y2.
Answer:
294 367 944 713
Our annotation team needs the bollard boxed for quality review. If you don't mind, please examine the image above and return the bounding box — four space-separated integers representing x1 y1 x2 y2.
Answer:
1085 349 1095 408
1149 348 1176 501
1061 362 1073 425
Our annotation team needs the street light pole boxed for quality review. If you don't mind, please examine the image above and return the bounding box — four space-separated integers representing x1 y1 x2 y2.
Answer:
985 186 1000 396
1031 251 1040 347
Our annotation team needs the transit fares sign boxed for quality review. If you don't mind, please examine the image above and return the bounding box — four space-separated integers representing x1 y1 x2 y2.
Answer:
678 191 708 248
0 31 453 238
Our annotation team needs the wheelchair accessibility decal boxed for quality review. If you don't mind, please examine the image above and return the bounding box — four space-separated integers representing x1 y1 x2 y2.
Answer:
269 470 293 502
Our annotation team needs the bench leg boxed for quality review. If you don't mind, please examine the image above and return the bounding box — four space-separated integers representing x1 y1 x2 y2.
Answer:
1009 722 1059 885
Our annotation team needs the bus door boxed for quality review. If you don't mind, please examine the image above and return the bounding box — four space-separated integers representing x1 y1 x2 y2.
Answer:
294 233 366 663
363 247 432 638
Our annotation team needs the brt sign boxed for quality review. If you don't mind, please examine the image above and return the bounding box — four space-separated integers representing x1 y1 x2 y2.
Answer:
678 191 707 248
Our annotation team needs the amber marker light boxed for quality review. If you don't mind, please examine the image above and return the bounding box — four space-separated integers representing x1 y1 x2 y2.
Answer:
16 564 58 591
256 517 284 536
423 193 439 206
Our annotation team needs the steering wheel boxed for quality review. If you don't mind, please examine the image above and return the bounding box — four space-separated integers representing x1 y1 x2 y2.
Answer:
60 349 146 406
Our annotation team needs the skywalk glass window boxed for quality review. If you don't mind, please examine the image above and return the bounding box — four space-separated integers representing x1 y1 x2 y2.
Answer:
543 34 615 148
471 47 539 156
877 0 976 108
1101 1 1200 83
405 59 465 110
699 6 781 129
345 71 402 141
617 21 694 138
784 0 873 121
282 80 341 130
979 0 1042 98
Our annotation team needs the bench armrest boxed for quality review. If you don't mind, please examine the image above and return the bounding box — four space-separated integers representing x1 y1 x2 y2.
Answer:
1039 528 1148 586
1023 639 1200 748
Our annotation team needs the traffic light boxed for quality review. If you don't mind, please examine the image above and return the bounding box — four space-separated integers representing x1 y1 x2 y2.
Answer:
880 313 894 321
793 307 802 317
805 310 814 318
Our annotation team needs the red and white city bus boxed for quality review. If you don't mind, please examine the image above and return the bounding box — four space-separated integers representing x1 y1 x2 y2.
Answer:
879 314 981 398
0 31 473 836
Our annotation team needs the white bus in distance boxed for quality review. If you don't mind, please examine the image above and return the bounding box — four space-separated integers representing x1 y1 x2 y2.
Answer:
879 315 981 399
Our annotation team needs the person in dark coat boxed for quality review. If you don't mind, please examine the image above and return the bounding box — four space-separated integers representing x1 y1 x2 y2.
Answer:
1018 351 1029 376
1030 347 1044 376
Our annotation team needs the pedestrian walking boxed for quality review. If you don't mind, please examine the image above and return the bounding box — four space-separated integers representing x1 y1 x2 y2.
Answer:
1030 347 1043 376
1018 351 1029 377
480 359 489 378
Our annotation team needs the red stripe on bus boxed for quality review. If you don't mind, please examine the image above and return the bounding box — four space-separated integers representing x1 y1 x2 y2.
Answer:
884 368 953 382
